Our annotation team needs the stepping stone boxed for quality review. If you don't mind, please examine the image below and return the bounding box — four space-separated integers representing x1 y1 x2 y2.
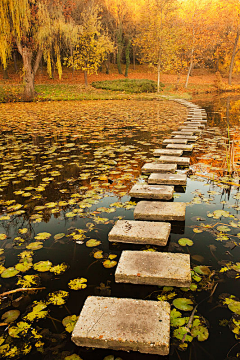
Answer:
180 127 202 133
172 131 194 136
158 156 190 166
129 184 174 200
173 135 198 141
142 163 177 173
183 122 205 128
134 201 186 221
108 220 171 246
115 251 191 287
148 173 187 185
163 139 188 145
72 296 170 356
153 149 183 156
166 143 194 151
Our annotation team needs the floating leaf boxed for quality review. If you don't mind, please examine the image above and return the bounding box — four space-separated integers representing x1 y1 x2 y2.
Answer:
103 260 117 268
68 278 87 290
54 233 65 241
50 263 68 275
178 238 193 247
1 267 20 278
173 298 194 311
47 290 69 305
1 310 20 323
62 315 79 333
0 234 7 241
8 321 31 338
193 266 211 275
17 275 39 288
217 225 231 232
173 326 193 342
170 309 186 327
23 301 48 322
34 232 51 241
15 261 33 272
64 355 83 360
26 242 43 250
191 325 209 341
93 250 104 259
86 239 101 247
224 297 240 315
33 260 52 272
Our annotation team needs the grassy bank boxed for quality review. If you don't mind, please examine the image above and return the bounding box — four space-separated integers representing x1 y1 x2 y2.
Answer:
0 65 236 103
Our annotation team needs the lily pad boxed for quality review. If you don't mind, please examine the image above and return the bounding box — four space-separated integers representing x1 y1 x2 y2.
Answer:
34 232 51 241
170 309 186 327
103 260 117 268
8 321 31 338
23 301 48 322
217 225 231 232
62 315 79 333
191 325 209 341
33 260 52 272
47 290 69 306
26 242 43 250
178 238 193 247
1 267 20 278
193 266 211 275
68 278 87 290
93 250 104 259
86 239 101 247
172 298 194 311
54 233 66 241
0 234 7 241
50 263 68 275
1 310 20 323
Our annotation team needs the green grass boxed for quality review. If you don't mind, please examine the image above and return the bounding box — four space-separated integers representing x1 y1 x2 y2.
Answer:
91 79 164 93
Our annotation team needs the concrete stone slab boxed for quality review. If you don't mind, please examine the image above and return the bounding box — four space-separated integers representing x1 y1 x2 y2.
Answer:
163 138 188 145
158 156 190 166
173 135 198 141
108 220 171 246
134 201 186 221
72 296 170 356
142 163 177 173
183 122 205 128
115 251 191 287
129 184 174 200
153 149 183 156
180 127 202 133
166 143 194 151
172 131 194 136
148 173 187 185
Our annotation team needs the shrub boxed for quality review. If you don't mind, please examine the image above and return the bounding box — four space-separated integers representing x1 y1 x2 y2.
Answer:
91 79 164 93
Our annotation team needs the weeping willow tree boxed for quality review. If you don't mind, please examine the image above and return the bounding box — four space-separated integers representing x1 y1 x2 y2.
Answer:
0 0 78 98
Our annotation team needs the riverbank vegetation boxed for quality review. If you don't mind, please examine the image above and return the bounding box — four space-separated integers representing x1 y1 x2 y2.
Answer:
2 0 240 101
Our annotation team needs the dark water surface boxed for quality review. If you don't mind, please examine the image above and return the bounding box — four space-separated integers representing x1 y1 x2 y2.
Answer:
0 98 240 360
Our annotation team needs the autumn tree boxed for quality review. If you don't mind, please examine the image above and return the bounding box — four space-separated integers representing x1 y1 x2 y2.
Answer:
134 0 179 92
214 0 240 85
65 4 113 86
0 0 78 98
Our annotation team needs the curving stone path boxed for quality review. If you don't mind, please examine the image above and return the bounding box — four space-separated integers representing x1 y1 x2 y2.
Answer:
72 99 208 356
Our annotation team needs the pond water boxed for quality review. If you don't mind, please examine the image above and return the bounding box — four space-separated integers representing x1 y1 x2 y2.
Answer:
0 97 240 360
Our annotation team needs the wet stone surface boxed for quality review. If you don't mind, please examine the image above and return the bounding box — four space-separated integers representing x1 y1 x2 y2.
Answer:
141 163 177 173
72 296 171 355
158 155 190 166
129 184 174 200
115 251 191 287
148 173 187 185
134 201 186 221
108 220 171 246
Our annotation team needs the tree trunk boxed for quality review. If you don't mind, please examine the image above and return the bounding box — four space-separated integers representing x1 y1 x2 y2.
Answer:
229 30 240 85
84 70 88 86
13 51 18 73
125 39 131 77
185 49 194 88
157 62 161 93
16 41 42 99
133 45 136 70
117 28 123 75
3 68 8 79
